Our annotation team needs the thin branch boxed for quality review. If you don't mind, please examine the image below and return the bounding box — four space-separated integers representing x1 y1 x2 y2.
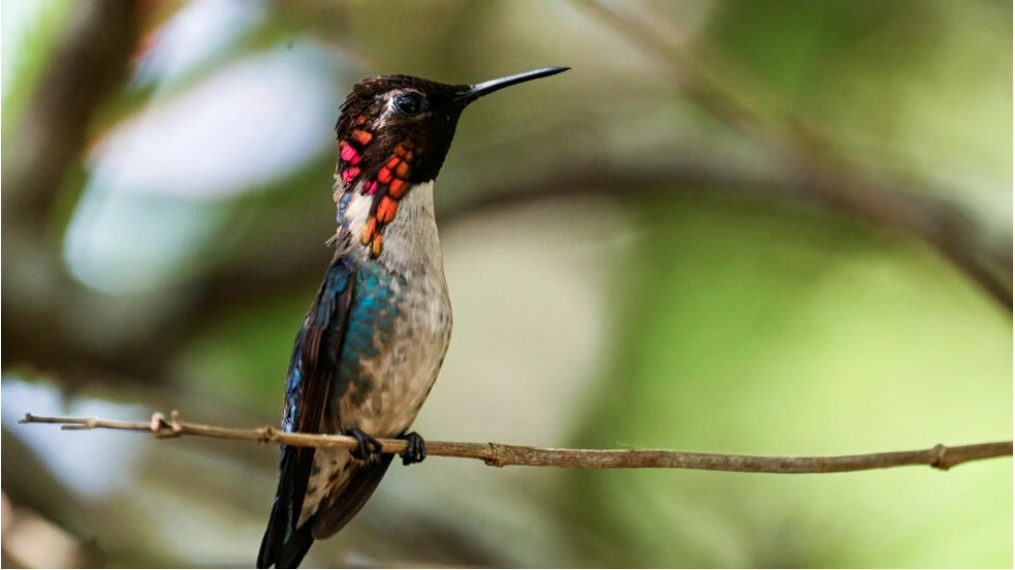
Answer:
19 412 1012 473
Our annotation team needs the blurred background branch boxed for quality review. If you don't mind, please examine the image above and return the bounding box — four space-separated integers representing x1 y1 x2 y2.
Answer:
2 0 155 387
577 0 1012 311
5 0 138 222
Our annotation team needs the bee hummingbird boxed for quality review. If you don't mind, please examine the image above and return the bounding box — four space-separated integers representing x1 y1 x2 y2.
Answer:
257 66 569 568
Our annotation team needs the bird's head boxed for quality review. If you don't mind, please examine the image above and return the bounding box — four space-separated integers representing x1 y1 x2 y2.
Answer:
333 67 569 257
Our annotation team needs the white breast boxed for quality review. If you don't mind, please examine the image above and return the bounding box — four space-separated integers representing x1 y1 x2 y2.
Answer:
334 180 453 434
340 181 444 277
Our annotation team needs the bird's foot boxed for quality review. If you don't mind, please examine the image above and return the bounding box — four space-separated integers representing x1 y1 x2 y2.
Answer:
399 432 426 466
345 428 382 460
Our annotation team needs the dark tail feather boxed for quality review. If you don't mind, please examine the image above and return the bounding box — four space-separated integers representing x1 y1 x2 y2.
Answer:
258 497 314 568
258 445 315 568
257 494 310 568
276 523 314 569
256 501 282 568
259 454 393 568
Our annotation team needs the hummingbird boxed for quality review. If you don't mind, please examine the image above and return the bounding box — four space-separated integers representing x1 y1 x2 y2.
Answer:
257 66 569 569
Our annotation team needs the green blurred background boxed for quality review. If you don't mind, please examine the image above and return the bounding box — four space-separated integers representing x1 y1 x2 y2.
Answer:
2 0 1011 567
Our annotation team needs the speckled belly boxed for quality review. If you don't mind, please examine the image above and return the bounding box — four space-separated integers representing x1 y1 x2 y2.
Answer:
327 260 452 437
300 259 451 526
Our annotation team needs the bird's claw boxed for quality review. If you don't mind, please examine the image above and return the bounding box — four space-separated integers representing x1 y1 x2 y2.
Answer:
400 432 426 466
345 428 382 460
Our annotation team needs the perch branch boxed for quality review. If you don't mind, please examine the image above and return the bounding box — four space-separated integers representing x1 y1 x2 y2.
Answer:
19 412 1012 473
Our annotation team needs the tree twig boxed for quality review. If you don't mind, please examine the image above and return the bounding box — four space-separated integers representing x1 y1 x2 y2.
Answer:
19 412 1012 473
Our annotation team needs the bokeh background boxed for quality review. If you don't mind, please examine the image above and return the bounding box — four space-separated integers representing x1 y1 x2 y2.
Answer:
2 0 1012 567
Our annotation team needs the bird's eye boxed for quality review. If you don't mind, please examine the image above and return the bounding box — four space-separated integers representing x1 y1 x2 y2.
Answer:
394 92 424 116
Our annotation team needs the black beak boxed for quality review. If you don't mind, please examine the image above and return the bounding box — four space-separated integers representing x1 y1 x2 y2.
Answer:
456 66 570 105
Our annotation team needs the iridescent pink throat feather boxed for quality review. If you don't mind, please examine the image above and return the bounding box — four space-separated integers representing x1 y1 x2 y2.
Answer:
336 116 418 258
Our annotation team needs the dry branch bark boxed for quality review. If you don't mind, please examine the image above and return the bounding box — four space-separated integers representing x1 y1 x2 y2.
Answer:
19 412 1013 473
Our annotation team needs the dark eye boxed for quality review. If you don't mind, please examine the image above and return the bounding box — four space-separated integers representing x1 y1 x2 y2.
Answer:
394 92 424 116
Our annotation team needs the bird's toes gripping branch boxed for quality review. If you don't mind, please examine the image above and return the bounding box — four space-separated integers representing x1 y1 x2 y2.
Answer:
400 432 426 466
345 428 383 460
343 428 426 465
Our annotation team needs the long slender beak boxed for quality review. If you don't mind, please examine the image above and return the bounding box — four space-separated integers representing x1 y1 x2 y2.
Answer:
456 66 570 105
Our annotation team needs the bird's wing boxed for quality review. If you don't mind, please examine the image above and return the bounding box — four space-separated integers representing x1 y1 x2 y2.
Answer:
310 452 394 540
258 252 357 569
